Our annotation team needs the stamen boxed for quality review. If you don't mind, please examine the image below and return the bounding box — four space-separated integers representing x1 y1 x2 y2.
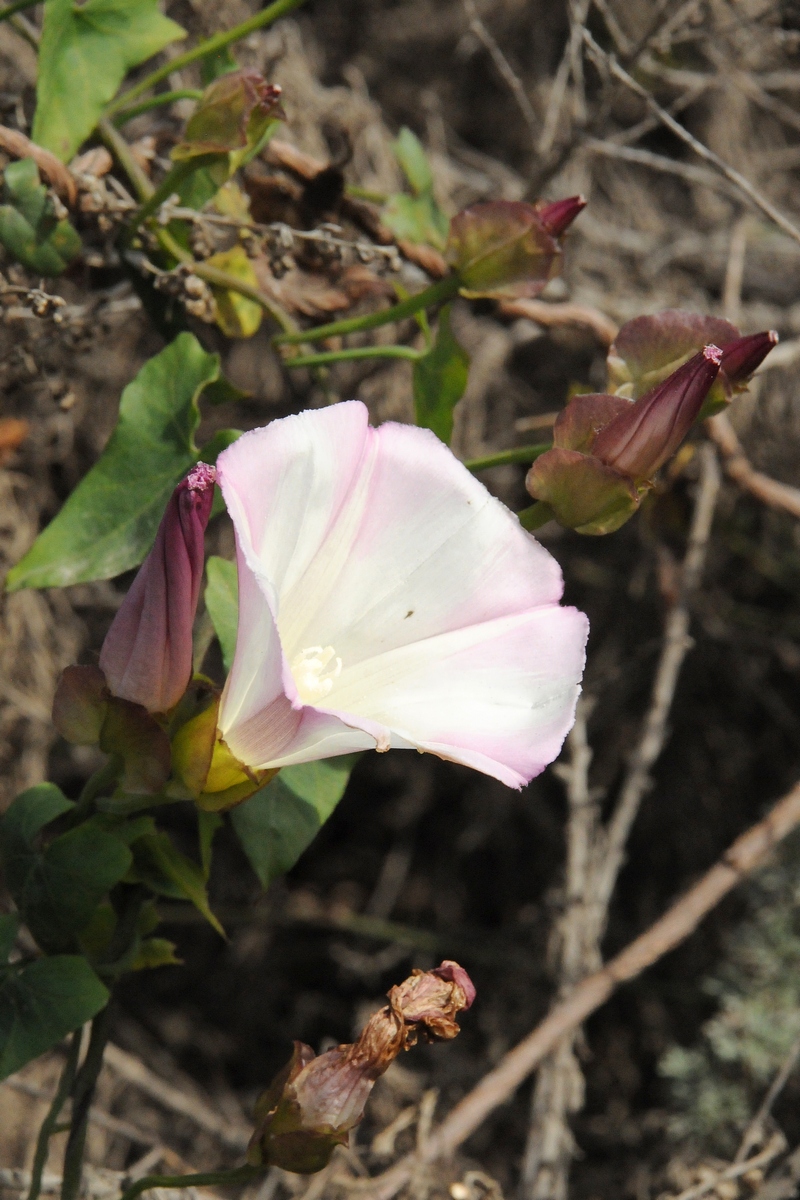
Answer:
291 645 343 704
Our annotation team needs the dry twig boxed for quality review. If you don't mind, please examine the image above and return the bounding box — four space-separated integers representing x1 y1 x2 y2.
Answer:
102 1044 250 1152
735 1037 800 1166
498 298 618 345
521 445 721 1199
461 0 538 143
670 1134 787 1200
338 775 800 1200
581 29 800 248
706 413 800 520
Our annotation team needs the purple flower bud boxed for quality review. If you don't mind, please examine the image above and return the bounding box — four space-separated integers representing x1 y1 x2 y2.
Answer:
536 195 587 238
248 961 475 1173
592 346 722 481
719 330 778 386
99 464 216 714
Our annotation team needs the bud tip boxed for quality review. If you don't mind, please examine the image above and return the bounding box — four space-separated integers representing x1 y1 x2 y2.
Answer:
704 344 723 365
187 461 217 491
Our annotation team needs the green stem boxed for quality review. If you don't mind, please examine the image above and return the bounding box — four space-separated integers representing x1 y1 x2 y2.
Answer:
60 1006 113 1200
129 154 224 234
26 1030 82 1200
98 117 154 203
465 443 552 472
274 273 462 345
120 1165 261 1200
518 501 556 531
113 89 204 127
283 344 422 369
104 0 309 118
62 758 121 831
100 118 301 340
0 0 38 22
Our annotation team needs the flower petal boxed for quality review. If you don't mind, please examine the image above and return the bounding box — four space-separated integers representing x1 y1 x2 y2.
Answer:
216 402 587 784
323 605 588 788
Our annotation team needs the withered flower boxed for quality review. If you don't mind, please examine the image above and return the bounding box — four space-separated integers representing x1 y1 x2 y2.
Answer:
248 961 475 1173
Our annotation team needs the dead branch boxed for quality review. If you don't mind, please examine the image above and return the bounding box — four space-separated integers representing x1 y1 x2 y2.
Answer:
735 1037 800 1165
584 139 743 201
581 29 800 249
461 0 538 142
670 1134 787 1200
102 1044 250 1152
498 298 618 345
0 125 76 205
706 413 800 520
521 705 600 1199
520 445 720 1199
336 776 800 1199
595 443 721 913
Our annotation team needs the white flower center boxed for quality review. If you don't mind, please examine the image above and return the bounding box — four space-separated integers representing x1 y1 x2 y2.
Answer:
290 645 342 705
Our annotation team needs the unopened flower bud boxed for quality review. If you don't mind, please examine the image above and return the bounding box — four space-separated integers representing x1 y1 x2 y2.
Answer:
99 464 216 714
592 346 722 481
446 200 569 299
536 195 587 238
173 71 283 161
248 961 475 1173
718 330 779 386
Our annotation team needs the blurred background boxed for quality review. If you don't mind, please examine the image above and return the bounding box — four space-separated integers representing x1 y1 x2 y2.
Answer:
3 2 800 1198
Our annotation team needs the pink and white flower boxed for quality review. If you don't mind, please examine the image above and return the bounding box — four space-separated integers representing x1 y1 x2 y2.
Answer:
215 402 588 789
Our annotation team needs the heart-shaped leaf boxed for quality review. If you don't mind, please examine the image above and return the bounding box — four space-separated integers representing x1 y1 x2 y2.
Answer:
6 334 221 590
231 758 359 890
33 0 185 163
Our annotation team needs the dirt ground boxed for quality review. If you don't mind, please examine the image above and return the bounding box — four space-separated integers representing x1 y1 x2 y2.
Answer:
3 2 800 1199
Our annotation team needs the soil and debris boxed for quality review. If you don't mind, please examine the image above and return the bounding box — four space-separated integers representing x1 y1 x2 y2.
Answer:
3 2 800 1199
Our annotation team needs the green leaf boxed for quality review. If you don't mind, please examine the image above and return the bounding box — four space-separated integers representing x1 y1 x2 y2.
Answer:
0 784 74 849
7 334 220 590
198 810 223 879
205 556 238 671
393 127 434 196
131 833 224 936
0 159 82 275
33 0 186 163
382 192 449 250
230 757 358 889
0 955 108 1080
0 915 19 965
383 129 448 249
1 806 133 954
412 305 470 444
205 245 263 338
131 937 181 970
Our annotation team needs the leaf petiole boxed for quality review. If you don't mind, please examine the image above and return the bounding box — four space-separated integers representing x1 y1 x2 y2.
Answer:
282 345 422 369
518 501 556 531
274 273 462 346
112 88 204 127
465 443 552 473
26 1028 82 1200
120 1165 262 1200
